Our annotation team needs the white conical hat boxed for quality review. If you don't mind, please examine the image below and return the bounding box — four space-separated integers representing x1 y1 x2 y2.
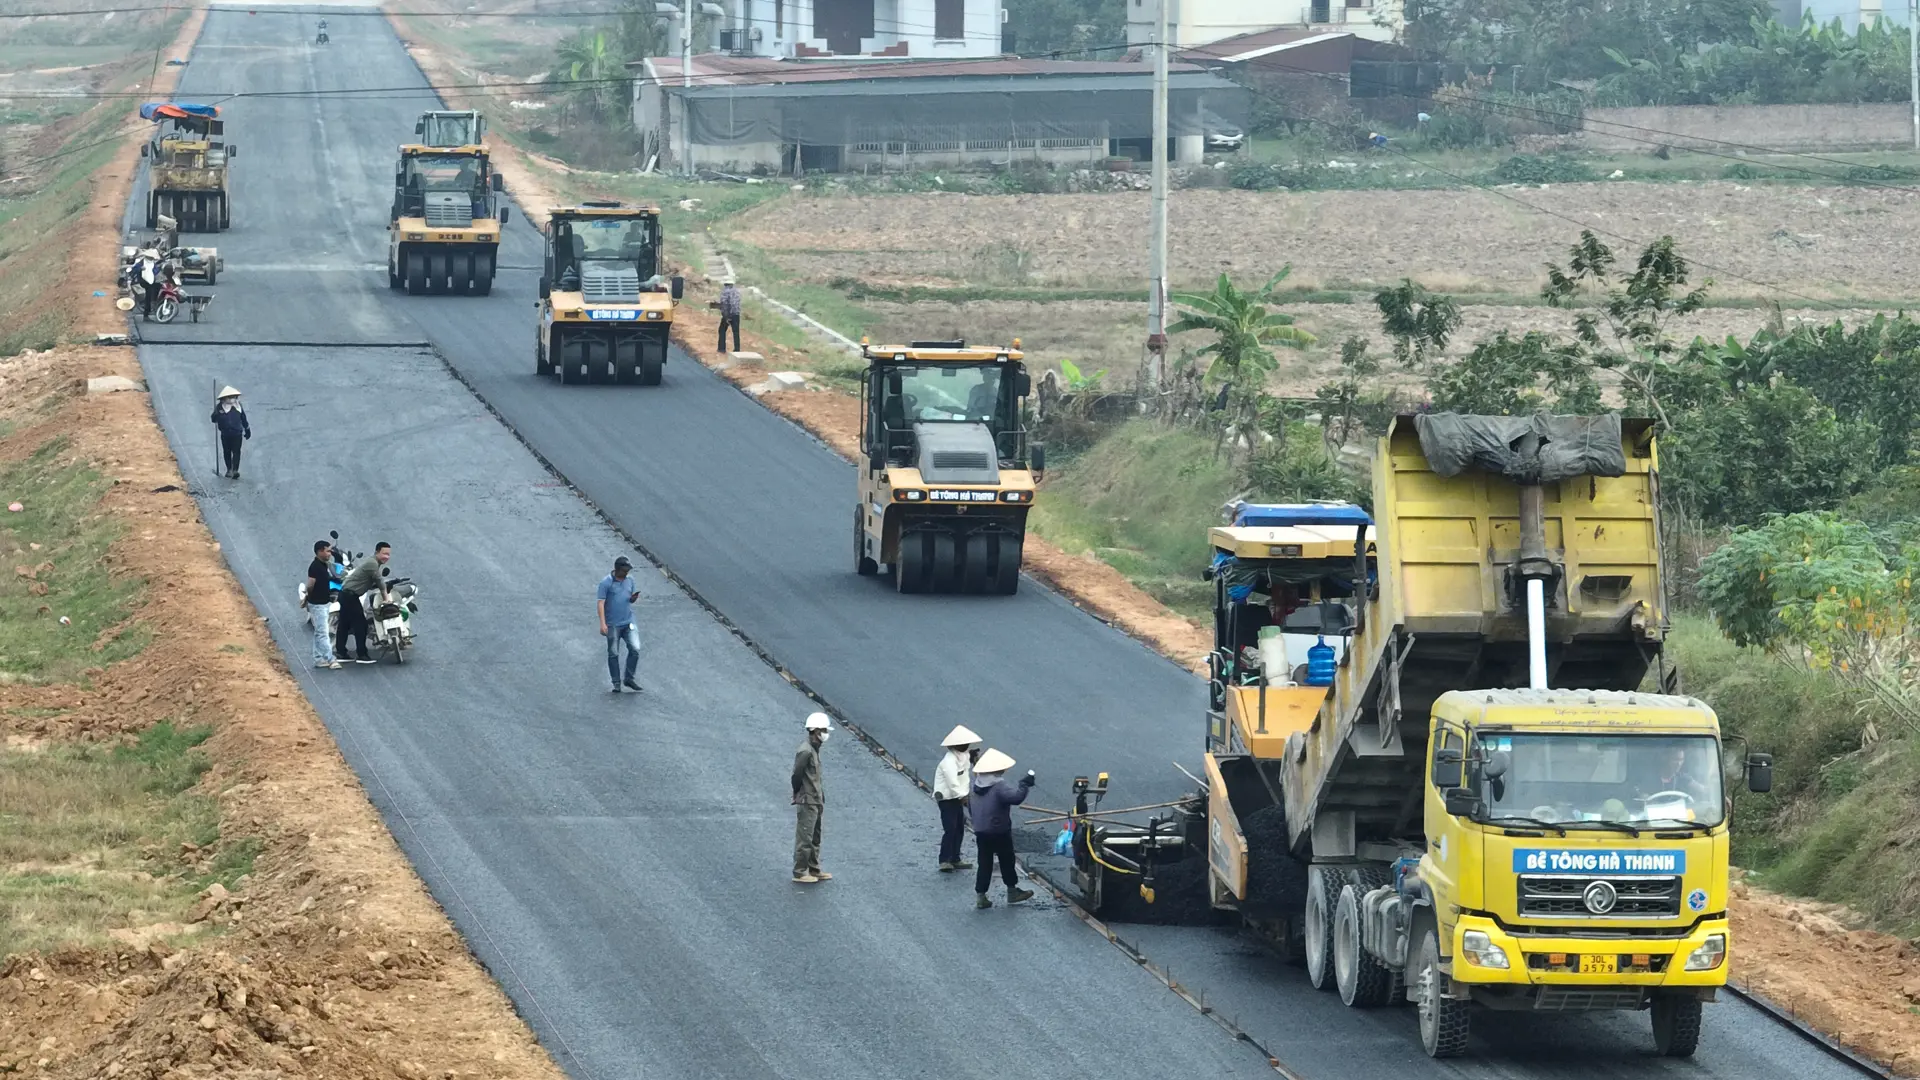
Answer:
216 385 241 399
941 725 980 747
975 748 1015 773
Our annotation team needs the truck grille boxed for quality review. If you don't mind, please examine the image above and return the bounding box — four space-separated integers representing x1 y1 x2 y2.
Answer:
581 266 641 304
423 193 474 228
1518 875 1680 918
931 450 992 471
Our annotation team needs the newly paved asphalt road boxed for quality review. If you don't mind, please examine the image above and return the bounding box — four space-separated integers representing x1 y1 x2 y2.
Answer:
132 7 1883 1079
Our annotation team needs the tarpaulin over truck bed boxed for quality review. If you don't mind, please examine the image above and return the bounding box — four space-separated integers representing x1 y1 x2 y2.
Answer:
139 103 220 121
1414 413 1625 483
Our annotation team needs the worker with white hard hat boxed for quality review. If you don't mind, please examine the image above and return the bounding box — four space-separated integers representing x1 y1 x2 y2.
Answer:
791 711 833 884
968 747 1035 909
933 725 980 873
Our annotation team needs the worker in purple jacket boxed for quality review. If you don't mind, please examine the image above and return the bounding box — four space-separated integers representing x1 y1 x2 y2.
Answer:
968 748 1035 909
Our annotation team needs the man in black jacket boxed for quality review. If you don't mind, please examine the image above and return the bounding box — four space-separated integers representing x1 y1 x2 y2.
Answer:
210 386 250 478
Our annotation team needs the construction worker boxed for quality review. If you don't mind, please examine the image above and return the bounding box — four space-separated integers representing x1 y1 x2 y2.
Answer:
713 277 742 353
209 386 250 478
933 725 979 873
597 556 643 693
335 541 391 664
969 748 1034 909
792 712 832 884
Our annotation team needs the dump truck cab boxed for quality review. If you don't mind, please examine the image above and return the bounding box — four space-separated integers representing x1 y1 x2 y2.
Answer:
855 339 1042 594
139 103 235 232
387 112 508 296
535 203 681 386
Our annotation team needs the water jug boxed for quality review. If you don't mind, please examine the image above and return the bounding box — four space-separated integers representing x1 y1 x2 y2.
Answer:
1305 635 1336 686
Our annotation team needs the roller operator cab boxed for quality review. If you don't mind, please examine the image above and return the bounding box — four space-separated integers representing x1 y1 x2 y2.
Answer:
139 103 234 233
856 339 1043 595
535 203 682 386
1071 415 1775 1061
387 116 509 297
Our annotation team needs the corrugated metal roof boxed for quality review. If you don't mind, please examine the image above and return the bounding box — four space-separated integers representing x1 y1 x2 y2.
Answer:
676 69 1237 100
637 53 1212 86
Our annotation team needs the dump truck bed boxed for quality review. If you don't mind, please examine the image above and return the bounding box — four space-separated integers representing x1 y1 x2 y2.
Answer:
1274 415 1665 855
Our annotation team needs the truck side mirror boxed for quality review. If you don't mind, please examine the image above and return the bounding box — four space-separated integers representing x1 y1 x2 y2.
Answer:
1431 747 1463 789
670 276 685 300
140 144 149 158
1030 443 1046 480
538 278 550 299
416 120 426 134
492 173 504 192
1015 368 1031 397
1746 752 1773 794
499 207 510 224
1443 789 1480 818
868 447 884 471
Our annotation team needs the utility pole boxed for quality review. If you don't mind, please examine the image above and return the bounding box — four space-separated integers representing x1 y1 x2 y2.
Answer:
1910 0 1918 149
682 0 695 176
1145 0 1169 389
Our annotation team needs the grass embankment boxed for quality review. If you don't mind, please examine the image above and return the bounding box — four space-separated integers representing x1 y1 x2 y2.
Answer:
0 439 251 952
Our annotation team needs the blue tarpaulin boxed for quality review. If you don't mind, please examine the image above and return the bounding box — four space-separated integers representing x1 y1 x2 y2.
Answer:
139 102 220 121
1229 502 1372 528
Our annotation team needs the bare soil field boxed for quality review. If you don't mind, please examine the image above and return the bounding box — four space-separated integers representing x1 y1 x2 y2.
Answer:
732 183 1915 301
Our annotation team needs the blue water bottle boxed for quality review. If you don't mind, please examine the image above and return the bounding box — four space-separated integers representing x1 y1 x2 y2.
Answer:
1305 635 1336 686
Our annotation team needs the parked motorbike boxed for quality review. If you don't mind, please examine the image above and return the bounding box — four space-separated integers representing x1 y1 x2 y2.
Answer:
121 247 214 322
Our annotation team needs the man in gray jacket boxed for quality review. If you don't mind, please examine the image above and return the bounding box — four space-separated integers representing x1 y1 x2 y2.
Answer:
334 542 391 664
791 712 833 884
968 748 1034 909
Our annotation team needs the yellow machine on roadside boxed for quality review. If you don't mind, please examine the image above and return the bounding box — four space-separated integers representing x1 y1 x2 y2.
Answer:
1072 414 1772 1060
535 202 682 385
139 102 234 232
854 339 1043 595
387 111 509 296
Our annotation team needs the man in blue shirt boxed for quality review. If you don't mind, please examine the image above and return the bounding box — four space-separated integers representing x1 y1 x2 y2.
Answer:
597 555 643 693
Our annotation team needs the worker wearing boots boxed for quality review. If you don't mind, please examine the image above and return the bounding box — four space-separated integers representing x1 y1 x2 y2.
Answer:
969 748 1034 908
210 386 250 478
791 712 832 884
933 725 979 872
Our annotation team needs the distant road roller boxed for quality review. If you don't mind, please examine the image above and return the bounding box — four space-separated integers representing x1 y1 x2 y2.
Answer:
139 102 234 232
855 339 1044 595
387 112 509 296
535 202 682 385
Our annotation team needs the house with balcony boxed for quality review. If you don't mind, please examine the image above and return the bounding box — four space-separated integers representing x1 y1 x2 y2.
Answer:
1126 0 1406 49
695 0 1010 59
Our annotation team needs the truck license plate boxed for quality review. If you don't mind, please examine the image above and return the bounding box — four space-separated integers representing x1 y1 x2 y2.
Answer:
1579 954 1618 975
436 233 463 240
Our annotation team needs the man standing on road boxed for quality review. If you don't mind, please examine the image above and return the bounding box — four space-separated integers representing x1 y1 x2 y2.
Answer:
597 555 643 693
934 725 979 873
335 541 391 664
969 748 1034 909
304 540 340 670
792 712 833 884
714 277 742 354
209 386 250 479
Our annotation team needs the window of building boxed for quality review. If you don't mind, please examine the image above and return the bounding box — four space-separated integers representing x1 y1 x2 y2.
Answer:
776 0 783 35
935 0 963 39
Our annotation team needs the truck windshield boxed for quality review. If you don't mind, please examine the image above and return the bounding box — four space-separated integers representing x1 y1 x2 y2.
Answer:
574 219 656 265
405 154 482 192
1478 733 1725 829
891 363 1004 424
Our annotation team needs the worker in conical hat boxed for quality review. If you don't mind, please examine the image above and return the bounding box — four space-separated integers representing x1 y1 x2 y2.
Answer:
210 385 250 479
933 725 980 873
968 747 1035 909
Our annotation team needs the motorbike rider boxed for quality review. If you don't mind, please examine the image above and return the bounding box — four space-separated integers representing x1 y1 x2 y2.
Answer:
335 541 392 664
316 17 328 43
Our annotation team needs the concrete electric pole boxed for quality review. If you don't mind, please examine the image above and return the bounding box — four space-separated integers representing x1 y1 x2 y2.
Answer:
1910 0 1918 149
1145 0 1170 389
683 0 695 175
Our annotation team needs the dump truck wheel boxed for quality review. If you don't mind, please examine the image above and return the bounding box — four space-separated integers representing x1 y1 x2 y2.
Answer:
895 531 930 593
1334 879 1393 1007
473 250 495 295
405 251 427 295
991 532 1021 595
1650 995 1701 1057
930 530 961 593
1305 865 1342 991
963 533 992 593
854 508 878 576
1416 926 1471 1057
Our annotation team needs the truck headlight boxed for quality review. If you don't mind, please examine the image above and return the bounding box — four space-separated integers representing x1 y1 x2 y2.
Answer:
1461 930 1510 970
894 489 925 502
405 232 424 241
1684 934 1726 972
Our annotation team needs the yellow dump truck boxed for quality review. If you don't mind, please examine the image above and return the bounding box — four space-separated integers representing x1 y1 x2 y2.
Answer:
387 112 509 296
535 203 682 385
1073 413 1772 1060
139 102 234 233
855 339 1044 595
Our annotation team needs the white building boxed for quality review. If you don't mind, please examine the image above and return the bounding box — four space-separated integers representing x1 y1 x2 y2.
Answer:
699 0 1007 59
1125 0 1406 48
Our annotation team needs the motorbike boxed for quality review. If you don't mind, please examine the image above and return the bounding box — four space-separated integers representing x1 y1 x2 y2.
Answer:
121 247 214 323
316 21 328 44
296 531 419 663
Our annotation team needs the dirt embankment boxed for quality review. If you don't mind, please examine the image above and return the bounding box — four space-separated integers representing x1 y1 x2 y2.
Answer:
2 13 566 1078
